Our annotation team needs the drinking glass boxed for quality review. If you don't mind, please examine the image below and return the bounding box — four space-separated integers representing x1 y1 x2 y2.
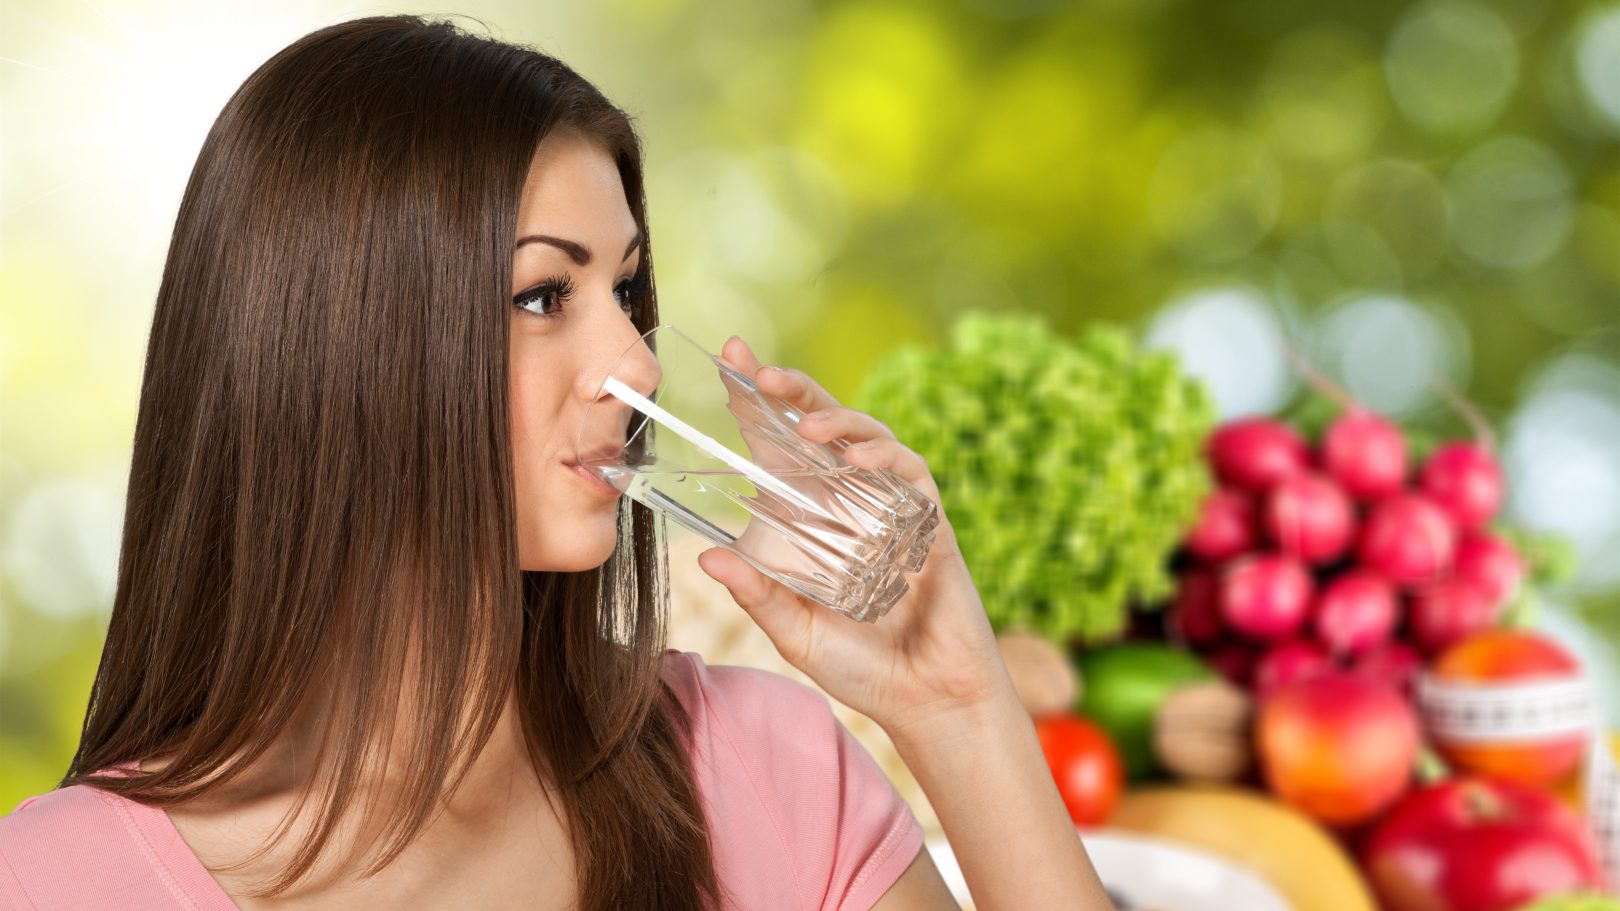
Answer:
574 324 939 622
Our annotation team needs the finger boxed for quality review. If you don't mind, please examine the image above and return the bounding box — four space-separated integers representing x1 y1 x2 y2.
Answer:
843 437 938 500
797 406 895 445
755 364 840 415
720 335 764 375
696 547 815 662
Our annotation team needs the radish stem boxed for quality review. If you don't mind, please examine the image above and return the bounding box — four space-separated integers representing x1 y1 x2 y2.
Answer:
1429 375 1496 453
1282 338 1360 412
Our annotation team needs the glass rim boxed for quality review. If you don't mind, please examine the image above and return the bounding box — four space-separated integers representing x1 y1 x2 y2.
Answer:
573 322 722 469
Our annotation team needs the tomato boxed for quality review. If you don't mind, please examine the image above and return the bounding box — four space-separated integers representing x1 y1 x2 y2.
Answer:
1034 714 1124 826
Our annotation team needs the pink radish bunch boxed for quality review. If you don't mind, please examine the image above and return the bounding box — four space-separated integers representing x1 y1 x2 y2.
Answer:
1165 355 1526 710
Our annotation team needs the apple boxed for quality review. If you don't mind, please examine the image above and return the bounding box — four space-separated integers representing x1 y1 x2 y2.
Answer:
1257 673 1419 826
1363 776 1602 911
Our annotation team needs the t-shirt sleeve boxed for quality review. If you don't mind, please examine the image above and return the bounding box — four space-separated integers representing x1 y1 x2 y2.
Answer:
679 652 925 911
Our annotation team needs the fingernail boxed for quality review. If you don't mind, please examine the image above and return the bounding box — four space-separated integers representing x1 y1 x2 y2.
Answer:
850 440 879 451
804 409 832 421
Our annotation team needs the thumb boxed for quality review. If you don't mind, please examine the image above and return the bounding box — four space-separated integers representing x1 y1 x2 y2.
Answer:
697 547 814 659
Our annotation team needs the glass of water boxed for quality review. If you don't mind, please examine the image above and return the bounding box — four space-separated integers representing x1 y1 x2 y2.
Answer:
574 324 939 622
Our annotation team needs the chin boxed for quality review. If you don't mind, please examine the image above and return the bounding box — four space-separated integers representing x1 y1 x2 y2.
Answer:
518 513 622 572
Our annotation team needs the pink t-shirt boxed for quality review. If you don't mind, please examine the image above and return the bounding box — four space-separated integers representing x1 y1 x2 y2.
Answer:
0 649 924 910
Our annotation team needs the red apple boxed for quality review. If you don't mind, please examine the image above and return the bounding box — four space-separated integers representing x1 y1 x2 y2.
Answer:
1257 673 1419 826
1363 777 1602 911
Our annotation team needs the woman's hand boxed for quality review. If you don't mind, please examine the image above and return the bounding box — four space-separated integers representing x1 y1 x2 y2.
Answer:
696 336 1016 741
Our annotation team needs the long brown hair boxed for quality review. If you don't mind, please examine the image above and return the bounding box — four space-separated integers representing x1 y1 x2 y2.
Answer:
63 14 720 909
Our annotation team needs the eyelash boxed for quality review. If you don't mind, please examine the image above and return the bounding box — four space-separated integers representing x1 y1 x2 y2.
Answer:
513 271 645 319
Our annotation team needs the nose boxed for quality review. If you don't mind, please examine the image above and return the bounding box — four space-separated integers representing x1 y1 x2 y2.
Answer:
578 321 663 415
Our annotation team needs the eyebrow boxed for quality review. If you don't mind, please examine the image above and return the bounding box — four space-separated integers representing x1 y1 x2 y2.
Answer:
514 229 644 266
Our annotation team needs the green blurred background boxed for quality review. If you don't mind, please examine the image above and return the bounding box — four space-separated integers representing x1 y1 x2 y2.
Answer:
2 0 1616 812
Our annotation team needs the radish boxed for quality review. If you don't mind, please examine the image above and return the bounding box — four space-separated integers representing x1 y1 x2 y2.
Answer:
1206 644 1258 686
1264 472 1355 565
1358 493 1457 588
1220 554 1314 640
1452 531 1525 605
1313 570 1398 655
1186 488 1258 562
1207 418 1310 492
1171 569 1224 647
1351 640 1423 693
1408 578 1500 654
1322 411 1407 500
1280 342 1406 499
1420 442 1502 530
1422 378 1505 529
1252 639 1336 700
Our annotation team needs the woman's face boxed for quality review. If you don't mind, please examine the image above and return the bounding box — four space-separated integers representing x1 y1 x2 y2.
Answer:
509 128 660 572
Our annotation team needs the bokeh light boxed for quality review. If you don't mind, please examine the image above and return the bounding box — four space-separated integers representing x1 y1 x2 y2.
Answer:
1447 136 1576 270
1505 352 1620 591
1311 294 1471 419
1145 287 1294 419
1384 0 1518 134
1575 6 1620 131
2 476 123 627
1147 127 1282 265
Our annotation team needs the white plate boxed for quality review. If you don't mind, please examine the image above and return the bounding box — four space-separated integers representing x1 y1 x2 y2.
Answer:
925 828 1293 911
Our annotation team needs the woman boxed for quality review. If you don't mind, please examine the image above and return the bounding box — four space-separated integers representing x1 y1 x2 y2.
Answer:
0 14 1112 910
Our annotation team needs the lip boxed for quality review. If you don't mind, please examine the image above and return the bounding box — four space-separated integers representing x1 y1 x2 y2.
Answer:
567 462 622 497
566 440 626 467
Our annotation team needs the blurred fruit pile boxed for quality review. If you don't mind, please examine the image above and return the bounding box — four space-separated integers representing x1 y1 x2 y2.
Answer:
1009 381 1617 911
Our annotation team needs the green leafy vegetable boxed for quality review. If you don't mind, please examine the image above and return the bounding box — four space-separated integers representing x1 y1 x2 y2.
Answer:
853 311 1215 643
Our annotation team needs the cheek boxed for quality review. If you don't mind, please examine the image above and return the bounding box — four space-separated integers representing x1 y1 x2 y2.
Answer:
509 358 560 467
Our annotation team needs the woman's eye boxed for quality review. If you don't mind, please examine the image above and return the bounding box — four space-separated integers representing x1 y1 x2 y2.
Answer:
513 273 576 318
613 276 638 314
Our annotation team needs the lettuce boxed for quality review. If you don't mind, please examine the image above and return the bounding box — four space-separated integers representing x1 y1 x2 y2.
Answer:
853 311 1215 643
